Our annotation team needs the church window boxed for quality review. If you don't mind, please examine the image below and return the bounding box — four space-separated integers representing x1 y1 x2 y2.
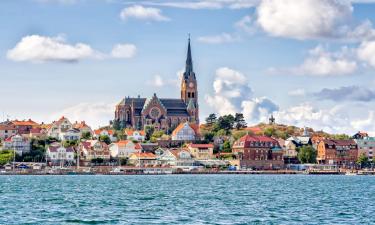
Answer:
150 107 161 119
192 92 195 98
188 92 191 98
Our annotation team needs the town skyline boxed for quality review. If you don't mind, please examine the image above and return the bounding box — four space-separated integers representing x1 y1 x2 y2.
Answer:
2 0 375 135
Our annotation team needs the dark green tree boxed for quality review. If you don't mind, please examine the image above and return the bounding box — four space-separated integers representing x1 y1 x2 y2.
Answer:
234 113 247 130
113 120 121 131
357 154 369 168
145 125 155 141
81 131 91 140
297 145 317 164
222 140 232 152
205 113 217 126
99 135 111 145
214 114 235 134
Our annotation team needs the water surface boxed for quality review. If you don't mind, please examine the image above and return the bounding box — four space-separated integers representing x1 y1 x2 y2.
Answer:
0 175 373 224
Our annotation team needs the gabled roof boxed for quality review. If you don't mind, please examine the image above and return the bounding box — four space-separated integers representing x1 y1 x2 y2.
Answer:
0 124 17 130
11 119 39 126
172 122 197 136
125 129 145 136
117 140 142 149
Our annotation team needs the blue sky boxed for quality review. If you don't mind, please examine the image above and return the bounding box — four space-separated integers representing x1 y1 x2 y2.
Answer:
2 0 375 134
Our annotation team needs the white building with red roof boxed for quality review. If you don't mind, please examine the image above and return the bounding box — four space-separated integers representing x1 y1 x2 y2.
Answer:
79 140 110 164
128 152 157 167
73 121 93 136
0 124 18 140
2 134 31 155
171 122 199 141
47 116 73 139
109 140 142 158
46 142 75 165
124 129 145 142
93 129 116 142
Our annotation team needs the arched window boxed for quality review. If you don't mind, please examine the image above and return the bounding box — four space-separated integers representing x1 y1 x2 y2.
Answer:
192 92 195 98
188 92 191 98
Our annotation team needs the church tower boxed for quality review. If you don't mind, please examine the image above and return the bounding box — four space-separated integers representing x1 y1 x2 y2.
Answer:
181 37 199 123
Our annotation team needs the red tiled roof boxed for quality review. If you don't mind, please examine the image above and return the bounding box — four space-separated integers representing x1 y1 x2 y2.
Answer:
11 119 39 126
172 122 199 136
124 129 145 136
131 152 156 159
0 125 17 130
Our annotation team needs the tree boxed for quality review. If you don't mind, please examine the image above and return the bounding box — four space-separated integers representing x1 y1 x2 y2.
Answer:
0 150 14 165
232 130 249 140
81 131 91 140
99 135 111 145
205 113 217 126
297 146 317 164
63 140 79 148
357 154 369 168
113 120 121 131
264 127 275 137
145 126 154 141
234 113 247 130
203 132 215 142
222 140 232 152
214 114 235 134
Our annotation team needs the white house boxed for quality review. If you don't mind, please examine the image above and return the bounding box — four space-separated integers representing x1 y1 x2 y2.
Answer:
109 140 142 158
2 134 31 155
47 116 73 139
73 121 93 136
125 129 145 142
59 128 81 141
171 122 198 141
0 124 18 140
46 142 75 166
79 140 110 163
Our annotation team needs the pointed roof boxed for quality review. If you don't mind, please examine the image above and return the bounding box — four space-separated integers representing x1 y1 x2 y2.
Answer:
184 37 195 79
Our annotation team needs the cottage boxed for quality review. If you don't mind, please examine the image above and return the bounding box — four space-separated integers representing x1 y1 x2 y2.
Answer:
0 124 18 140
128 152 157 167
2 134 31 156
79 140 110 165
10 119 39 135
125 129 145 141
94 129 116 142
46 142 75 166
47 116 73 139
171 122 199 141
73 121 93 136
59 128 81 141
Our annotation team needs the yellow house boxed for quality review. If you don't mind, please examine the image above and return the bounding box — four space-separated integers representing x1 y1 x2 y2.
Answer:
187 144 214 160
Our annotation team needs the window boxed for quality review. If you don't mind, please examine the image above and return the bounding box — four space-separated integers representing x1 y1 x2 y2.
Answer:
192 92 195 98
188 92 191 98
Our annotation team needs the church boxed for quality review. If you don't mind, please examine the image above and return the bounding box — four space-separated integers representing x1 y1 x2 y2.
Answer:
114 38 199 132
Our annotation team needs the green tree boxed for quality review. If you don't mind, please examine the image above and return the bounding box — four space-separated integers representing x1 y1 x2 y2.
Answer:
203 131 215 142
99 135 111 145
332 134 350 140
234 113 247 130
81 131 91 140
205 113 217 126
152 130 165 140
222 140 232 152
232 130 249 140
357 154 369 168
264 127 275 137
145 125 155 141
214 115 235 134
112 120 121 131
297 145 317 164
63 140 79 148
0 150 14 165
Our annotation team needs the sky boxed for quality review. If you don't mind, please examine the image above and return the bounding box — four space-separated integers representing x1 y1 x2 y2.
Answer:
1 0 375 135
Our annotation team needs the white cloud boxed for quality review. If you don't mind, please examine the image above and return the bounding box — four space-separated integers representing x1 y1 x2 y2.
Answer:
235 15 255 34
197 33 240 44
271 45 358 76
111 44 137 58
120 5 170 22
351 111 375 136
288 89 306 97
256 0 353 40
205 67 278 124
135 0 260 10
147 74 180 88
357 40 375 68
6 35 98 63
51 102 116 129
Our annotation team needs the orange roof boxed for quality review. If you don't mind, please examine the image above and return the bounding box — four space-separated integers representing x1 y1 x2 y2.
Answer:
131 152 156 159
117 140 142 149
73 121 91 130
11 119 39 126
245 126 262 133
124 129 145 136
94 129 114 135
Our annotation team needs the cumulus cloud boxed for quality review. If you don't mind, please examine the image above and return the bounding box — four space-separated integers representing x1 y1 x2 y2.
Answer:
314 86 375 102
50 102 116 129
111 44 137 58
351 111 375 136
7 35 137 63
120 5 170 22
235 15 255 34
205 67 278 124
256 0 353 40
197 33 240 44
6 35 98 63
270 45 358 76
357 40 375 68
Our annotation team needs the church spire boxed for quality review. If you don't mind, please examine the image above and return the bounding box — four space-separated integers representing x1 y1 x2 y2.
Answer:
185 35 194 78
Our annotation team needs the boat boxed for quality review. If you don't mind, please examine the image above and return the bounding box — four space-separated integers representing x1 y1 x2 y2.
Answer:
345 171 358 176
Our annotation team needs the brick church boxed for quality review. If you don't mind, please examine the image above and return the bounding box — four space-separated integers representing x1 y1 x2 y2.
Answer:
114 38 199 132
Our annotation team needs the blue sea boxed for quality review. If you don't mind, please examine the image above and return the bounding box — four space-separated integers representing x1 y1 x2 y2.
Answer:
0 175 374 224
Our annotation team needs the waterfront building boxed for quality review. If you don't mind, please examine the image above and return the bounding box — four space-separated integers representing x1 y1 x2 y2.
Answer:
284 136 312 163
316 139 358 167
232 135 284 169
128 152 157 167
354 137 375 161
2 134 31 156
156 148 194 167
124 129 145 142
0 124 17 140
47 116 73 139
187 143 214 160
171 122 199 141
109 140 142 158
79 140 110 165
114 38 199 131
73 121 93 136
46 142 75 166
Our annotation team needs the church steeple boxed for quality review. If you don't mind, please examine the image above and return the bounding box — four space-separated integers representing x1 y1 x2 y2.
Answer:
184 36 195 79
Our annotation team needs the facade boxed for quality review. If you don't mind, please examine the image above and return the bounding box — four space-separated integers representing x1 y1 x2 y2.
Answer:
171 122 198 141
29 128 47 139
114 39 199 131
128 152 157 167
94 129 116 142
317 139 358 167
232 135 284 169
187 144 214 160
47 116 73 139
73 121 93 136
3 134 31 155
59 128 81 141
46 143 75 166
354 137 375 161
156 148 196 168
79 140 111 163
0 124 18 140
124 129 145 142
284 136 312 163
109 140 142 158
